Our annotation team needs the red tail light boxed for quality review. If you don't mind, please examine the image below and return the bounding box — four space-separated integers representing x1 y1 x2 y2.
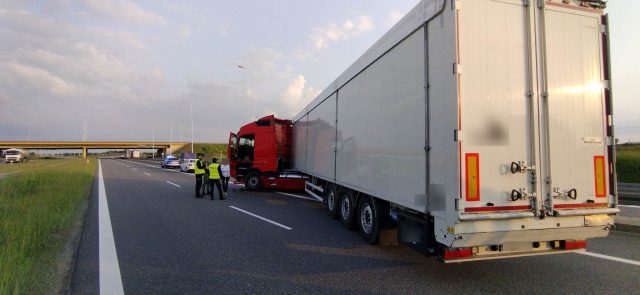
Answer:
563 240 587 249
443 248 473 260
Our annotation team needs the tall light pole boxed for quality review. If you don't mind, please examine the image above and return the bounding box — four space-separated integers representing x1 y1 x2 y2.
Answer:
169 120 173 155
237 65 255 121
152 127 155 159
182 100 195 153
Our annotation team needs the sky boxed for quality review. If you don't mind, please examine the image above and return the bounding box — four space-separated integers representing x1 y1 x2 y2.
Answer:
0 0 637 143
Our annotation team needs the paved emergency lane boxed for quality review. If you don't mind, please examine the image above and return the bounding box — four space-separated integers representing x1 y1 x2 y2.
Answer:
71 159 640 294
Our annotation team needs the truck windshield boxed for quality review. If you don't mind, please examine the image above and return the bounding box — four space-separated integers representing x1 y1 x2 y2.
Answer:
238 135 255 161
6 150 19 155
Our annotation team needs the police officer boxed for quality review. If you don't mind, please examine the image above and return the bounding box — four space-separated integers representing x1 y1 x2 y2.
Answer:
208 158 224 200
194 153 206 198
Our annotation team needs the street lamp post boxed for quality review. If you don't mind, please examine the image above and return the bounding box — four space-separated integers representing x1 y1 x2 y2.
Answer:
182 100 195 153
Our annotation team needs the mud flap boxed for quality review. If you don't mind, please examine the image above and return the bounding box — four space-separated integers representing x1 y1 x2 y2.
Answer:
398 211 439 256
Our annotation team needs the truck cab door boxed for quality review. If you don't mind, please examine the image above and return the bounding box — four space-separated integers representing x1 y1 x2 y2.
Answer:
228 132 238 178
539 4 612 213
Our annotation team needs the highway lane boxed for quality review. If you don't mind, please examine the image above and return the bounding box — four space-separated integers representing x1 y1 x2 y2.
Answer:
71 159 640 294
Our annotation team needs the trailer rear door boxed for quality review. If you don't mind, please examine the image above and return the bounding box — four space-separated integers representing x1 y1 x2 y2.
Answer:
457 0 535 213
539 3 610 212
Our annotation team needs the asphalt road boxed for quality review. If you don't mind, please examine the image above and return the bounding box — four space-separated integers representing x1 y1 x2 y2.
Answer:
70 159 640 294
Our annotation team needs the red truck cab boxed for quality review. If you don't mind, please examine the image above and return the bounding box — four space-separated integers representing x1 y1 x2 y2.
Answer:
228 115 305 190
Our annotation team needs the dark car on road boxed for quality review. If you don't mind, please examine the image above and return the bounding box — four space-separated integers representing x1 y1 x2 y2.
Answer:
161 155 180 169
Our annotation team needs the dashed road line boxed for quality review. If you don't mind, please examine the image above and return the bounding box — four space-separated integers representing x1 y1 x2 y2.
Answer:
120 159 160 169
98 160 125 295
166 181 181 187
144 172 151 176
229 206 292 230
577 251 640 266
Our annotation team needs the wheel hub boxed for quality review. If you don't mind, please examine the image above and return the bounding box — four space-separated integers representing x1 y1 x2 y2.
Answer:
341 197 350 219
328 192 335 211
360 204 373 234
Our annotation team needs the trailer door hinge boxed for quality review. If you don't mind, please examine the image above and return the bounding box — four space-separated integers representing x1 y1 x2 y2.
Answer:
454 63 462 75
452 0 461 10
606 136 613 146
523 0 529 7
603 80 611 90
600 24 608 34
454 130 464 142
537 0 545 8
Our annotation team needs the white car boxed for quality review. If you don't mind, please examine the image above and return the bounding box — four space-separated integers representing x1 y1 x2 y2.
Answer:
179 159 196 173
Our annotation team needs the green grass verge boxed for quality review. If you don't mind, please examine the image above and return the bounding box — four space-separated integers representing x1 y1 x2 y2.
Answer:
0 158 96 294
0 159 76 174
617 144 640 183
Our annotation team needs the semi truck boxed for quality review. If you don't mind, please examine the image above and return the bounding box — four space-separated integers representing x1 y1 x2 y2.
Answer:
4 148 30 163
228 0 617 262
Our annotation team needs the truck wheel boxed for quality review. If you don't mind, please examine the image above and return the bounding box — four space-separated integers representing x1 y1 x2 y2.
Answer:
245 172 262 190
338 188 356 229
358 195 379 245
325 184 338 219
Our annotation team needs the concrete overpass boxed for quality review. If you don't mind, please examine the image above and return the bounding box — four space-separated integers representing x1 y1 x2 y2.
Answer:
0 141 190 158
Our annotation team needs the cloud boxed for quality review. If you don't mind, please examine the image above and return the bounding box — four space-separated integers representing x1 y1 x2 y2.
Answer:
294 15 375 60
0 7 169 141
80 0 166 26
310 15 374 50
281 75 320 112
2 60 77 97
178 25 192 39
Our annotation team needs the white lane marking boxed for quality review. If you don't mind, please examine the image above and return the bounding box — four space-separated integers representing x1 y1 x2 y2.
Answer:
577 251 640 266
144 172 151 176
229 206 292 230
98 160 125 295
276 192 321 202
120 159 160 169
132 168 138 171
125 166 130 168
619 205 640 209
166 180 181 187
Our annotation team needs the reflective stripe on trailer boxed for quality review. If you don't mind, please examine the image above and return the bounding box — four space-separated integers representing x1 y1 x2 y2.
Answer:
554 203 608 209
464 205 530 213
465 153 480 202
594 155 607 198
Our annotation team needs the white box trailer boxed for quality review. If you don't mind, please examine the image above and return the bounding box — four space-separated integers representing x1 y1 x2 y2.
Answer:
292 0 617 262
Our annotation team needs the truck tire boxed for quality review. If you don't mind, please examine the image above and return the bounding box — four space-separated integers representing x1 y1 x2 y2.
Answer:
338 188 356 229
245 172 262 190
324 184 338 219
357 195 379 245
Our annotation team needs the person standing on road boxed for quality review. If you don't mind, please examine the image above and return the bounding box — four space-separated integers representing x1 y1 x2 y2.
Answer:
208 158 224 200
194 153 206 198
220 159 231 196
201 158 210 196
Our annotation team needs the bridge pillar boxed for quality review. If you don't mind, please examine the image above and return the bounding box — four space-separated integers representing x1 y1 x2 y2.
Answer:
82 147 87 158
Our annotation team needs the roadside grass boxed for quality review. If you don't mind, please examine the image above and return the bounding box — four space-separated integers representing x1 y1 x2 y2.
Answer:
616 144 640 183
0 159 74 174
0 158 96 294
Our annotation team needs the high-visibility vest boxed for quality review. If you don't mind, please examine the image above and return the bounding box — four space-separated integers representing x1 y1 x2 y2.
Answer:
194 159 205 175
208 163 220 179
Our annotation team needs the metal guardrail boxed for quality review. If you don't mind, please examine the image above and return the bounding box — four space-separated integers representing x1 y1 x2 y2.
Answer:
619 183 640 205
